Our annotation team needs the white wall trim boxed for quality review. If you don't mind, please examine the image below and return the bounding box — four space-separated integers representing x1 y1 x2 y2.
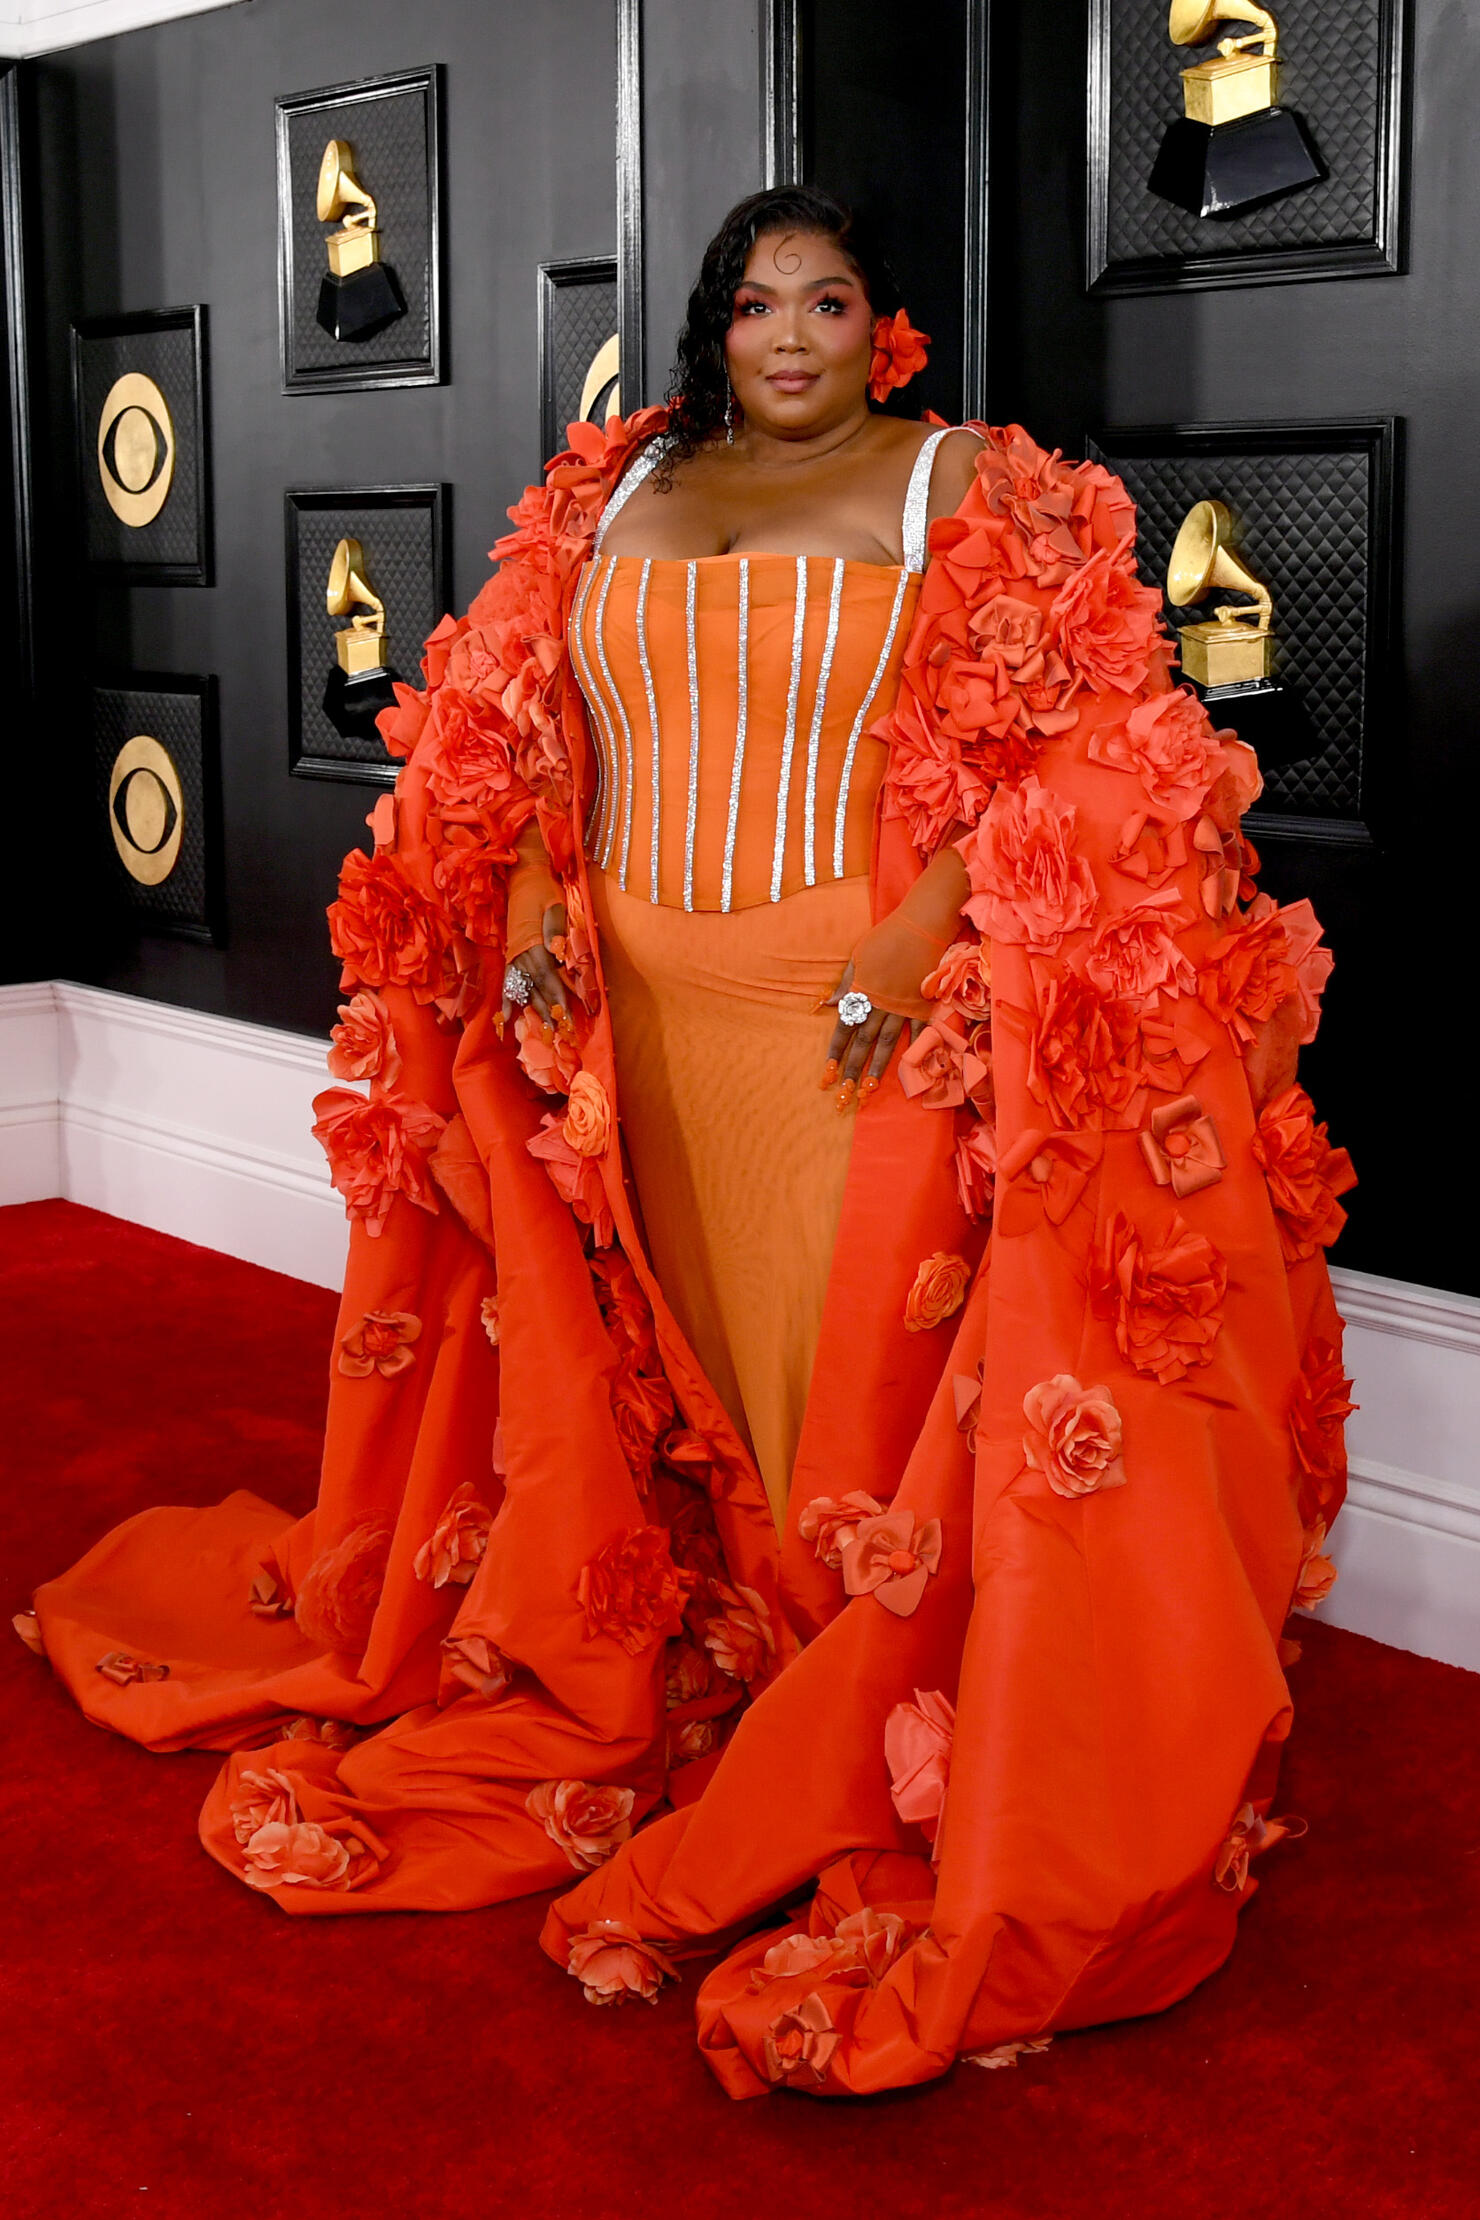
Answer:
0 0 246 58
0 978 347 1288
0 978 1475 1671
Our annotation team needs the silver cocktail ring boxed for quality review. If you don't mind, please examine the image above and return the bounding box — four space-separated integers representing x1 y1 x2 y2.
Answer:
502 963 533 1007
837 990 873 1028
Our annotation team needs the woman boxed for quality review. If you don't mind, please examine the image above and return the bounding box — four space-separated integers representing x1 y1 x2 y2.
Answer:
21 188 1354 2099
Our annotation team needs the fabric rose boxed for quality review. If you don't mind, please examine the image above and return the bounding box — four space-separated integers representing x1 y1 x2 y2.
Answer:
429 824 510 949
668 1717 719 1765
566 1920 679 2007
327 990 400 1085
664 1641 714 1707
513 1004 580 1094
867 308 930 402
701 1583 776 1683
413 1482 493 1588
884 1688 954 1849
903 1251 971 1332
419 690 529 827
1022 972 1142 1130
1243 894 1332 1044
1252 1085 1357 1263
480 1296 501 1346
763 1993 841 2087
441 1633 513 1700
965 587 1080 737
562 1070 612 1158
955 1119 997 1223
1294 1518 1338 1610
95 1651 168 1686
976 424 1137 585
958 779 1098 955
841 1509 943 1617
1088 687 1224 822
1090 1209 1227 1385
240 1817 383 1893
280 1715 357 1751
1139 1093 1226 1200
526 1779 635 1871
337 1309 421 1380
922 937 992 1022
312 1088 446 1239
797 1490 886 1571
878 681 987 853
1197 909 1300 1049
1290 1334 1355 1495
229 1766 301 1848
1082 889 1195 1005
1021 1374 1127 1498
327 846 453 1003
577 1526 691 1654
756 1932 852 1984
293 1521 392 1655
526 1113 614 1245
1114 810 1189 889
1213 1803 1307 1895
1050 542 1164 698
897 1018 967 1110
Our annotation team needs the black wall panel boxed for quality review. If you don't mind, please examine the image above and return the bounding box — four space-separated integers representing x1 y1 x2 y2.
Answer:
997 0 1475 1295
15 0 615 1037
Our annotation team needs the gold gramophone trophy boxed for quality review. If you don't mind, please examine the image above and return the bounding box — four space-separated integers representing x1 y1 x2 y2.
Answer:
323 536 400 742
1149 2 1324 219
1167 500 1316 769
315 138 407 342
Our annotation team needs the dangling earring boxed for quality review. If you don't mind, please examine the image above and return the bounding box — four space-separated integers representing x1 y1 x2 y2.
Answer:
724 390 737 445
868 309 931 404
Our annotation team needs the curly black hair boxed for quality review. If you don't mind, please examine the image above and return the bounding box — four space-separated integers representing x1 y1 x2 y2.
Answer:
657 185 906 483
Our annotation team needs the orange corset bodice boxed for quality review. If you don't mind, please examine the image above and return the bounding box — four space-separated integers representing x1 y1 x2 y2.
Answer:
570 551 920 911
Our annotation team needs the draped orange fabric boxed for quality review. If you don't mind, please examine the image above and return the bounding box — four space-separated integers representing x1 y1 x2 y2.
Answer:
23 414 1353 2100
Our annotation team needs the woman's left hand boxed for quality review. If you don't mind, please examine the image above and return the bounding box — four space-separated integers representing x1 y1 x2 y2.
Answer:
820 961 911 1110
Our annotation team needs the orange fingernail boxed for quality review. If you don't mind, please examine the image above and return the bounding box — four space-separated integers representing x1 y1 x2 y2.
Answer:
541 1021 555 1043
859 1076 879 1103
836 1079 856 1111
819 1060 839 1090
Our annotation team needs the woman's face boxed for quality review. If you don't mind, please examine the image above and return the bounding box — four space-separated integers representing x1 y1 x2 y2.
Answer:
724 228 872 440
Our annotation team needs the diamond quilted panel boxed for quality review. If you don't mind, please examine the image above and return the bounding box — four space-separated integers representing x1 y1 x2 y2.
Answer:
76 322 203 571
292 499 444 778
283 79 434 382
1099 0 1390 273
1086 437 1379 819
547 272 619 446
93 683 217 938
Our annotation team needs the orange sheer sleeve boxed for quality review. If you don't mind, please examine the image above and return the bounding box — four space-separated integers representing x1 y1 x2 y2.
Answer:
846 843 969 1021
504 820 564 963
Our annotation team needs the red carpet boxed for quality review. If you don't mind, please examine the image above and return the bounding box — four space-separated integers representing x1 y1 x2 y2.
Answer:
3 1197 1476 2220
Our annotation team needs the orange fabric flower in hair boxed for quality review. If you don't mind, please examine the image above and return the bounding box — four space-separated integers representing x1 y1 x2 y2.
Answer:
868 309 930 403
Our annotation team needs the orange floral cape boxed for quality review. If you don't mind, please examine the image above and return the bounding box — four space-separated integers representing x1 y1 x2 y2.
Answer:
29 412 1353 2102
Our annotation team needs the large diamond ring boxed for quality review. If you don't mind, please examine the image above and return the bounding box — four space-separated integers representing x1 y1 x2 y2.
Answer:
837 989 873 1028
502 963 532 1007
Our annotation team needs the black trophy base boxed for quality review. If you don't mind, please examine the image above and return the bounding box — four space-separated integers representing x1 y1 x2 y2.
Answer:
316 261 407 343
323 663 402 745
1194 677 1319 772
1149 107 1325 220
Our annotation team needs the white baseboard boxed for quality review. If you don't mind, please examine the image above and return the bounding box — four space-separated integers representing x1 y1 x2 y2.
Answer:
1 980 1475 1672
0 979 347 1288
0 0 247 59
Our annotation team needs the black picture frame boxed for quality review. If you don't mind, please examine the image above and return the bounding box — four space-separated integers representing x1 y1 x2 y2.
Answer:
1086 0 1409 297
285 482 449 787
93 670 223 944
1085 415 1402 854
70 304 212 585
538 256 619 461
276 66 444 395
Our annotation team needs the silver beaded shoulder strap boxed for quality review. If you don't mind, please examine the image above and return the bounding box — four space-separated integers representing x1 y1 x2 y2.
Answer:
593 436 668 554
901 425 986 573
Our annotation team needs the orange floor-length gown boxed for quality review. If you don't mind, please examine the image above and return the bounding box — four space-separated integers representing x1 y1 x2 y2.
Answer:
23 411 1354 2098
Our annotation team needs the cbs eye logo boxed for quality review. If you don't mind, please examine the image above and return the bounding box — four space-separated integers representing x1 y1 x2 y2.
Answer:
108 736 184 885
96 373 176 528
